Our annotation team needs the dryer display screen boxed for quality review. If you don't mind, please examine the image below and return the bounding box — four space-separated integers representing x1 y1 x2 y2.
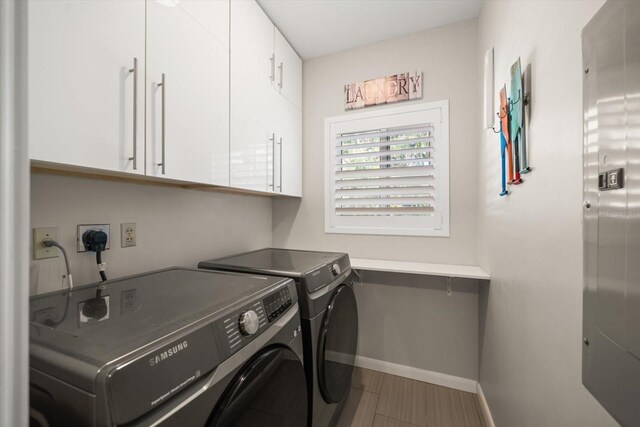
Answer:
263 288 292 322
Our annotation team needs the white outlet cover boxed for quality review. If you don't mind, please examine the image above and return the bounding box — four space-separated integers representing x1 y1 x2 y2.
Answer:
121 223 137 248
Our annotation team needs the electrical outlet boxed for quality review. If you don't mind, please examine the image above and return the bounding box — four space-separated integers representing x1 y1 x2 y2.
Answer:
33 227 59 260
121 223 136 248
77 224 110 252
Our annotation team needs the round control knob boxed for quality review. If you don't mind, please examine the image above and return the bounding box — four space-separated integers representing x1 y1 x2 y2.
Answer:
239 310 260 336
331 263 341 276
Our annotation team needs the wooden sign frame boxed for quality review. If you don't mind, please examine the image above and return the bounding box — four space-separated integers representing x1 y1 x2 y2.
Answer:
344 72 423 110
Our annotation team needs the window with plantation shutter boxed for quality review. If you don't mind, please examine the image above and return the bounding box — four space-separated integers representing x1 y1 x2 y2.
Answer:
325 101 449 236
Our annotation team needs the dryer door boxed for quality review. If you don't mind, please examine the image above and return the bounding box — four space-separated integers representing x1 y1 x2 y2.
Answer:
208 346 307 427
318 285 358 403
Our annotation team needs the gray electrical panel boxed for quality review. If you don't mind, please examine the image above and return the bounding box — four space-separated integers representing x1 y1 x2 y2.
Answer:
583 1 640 425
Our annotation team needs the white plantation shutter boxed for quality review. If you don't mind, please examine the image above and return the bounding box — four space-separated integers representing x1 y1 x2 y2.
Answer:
335 124 435 215
325 101 449 236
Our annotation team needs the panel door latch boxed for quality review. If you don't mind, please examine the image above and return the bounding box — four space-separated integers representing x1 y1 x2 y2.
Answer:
599 168 624 191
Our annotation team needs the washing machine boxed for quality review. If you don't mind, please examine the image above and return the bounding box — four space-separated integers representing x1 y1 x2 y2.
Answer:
29 267 307 427
198 248 358 427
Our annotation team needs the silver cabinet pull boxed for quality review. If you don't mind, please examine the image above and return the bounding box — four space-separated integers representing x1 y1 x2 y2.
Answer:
157 73 166 175
278 136 283 192
270 54 275 82
128 58 138 170
278 62 283 89
268 133 275 189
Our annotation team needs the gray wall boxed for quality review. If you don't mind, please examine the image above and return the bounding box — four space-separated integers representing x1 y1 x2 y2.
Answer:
356 272 479 381
476 1 617 425
273 20 481 381
31 173 272 293
273 18 479 265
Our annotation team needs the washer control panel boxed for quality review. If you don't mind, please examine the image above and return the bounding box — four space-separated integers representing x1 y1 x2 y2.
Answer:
212 282 295 359
213 300 267 358
263 287 292 322
238 310 260 335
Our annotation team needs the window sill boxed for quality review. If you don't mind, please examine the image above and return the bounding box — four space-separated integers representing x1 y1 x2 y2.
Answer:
349 258 490 281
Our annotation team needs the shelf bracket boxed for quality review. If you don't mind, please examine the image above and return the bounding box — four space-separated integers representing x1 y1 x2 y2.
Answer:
351 268 363 286
446 277 452 296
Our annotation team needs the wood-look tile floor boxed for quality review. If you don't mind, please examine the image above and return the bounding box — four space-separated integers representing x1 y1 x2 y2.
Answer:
337 368 487 427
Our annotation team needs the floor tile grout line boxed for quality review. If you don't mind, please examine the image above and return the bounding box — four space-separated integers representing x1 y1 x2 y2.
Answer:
424 388 429 427
373 372 390 418
369 391 381 427
372 413 423 427
353 367 485 427
366 371 382 426
373 373 425 427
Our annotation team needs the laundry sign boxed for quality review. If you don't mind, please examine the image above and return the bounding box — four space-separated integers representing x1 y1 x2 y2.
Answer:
344 72 423 110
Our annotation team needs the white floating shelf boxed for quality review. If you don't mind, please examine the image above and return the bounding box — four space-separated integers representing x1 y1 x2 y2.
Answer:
350 258 490 281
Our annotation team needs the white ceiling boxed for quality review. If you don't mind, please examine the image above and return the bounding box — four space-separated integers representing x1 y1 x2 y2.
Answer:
257 0 483 59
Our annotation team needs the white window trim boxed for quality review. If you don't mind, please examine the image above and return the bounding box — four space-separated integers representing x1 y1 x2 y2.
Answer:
324 100 450 237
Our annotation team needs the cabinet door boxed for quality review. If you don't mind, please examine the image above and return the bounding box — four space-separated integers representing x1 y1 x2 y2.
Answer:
275 29 302 110
276 98 302 197
230 0 277 192
146 0 229 185
28 0 145 175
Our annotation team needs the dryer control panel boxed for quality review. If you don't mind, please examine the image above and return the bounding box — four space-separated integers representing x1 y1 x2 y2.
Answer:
304 254 351 294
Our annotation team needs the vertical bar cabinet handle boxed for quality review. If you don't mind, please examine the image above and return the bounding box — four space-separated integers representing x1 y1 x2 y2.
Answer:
157 73 166 175
268 133 275 189
270 54 275 82
278 62 283 89
278 136 283 192
128 58 138 170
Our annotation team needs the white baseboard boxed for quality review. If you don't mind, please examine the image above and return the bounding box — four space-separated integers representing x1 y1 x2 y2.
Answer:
354 355 478 394
476 382 496 427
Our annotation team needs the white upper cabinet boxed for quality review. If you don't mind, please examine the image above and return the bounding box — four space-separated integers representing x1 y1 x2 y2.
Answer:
274 29 302 110
230 0 302 196
28 0 145 175
230 0 277 192
146 0 230 185
275 97 302 197
28 0 300 196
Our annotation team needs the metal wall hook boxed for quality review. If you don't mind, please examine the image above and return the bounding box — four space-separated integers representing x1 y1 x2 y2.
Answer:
493 89 531 125
491 125 501 134
508 90 531 106
509 90 521 106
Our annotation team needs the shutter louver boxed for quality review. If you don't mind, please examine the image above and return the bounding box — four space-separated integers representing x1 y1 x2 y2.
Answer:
334 124 436 217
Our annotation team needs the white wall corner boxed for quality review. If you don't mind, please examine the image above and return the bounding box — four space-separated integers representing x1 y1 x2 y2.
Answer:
476 382 496 427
